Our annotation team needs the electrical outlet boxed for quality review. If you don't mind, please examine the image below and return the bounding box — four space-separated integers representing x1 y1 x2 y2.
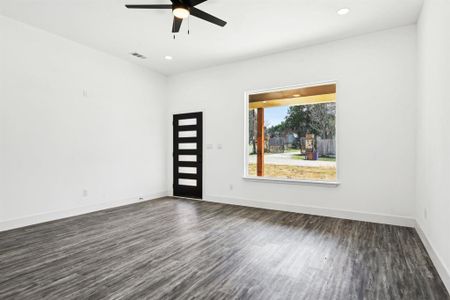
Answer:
229 184 233 191
82 189 88 197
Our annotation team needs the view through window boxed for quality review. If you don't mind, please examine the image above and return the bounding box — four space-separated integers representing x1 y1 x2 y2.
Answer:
247 83 337 182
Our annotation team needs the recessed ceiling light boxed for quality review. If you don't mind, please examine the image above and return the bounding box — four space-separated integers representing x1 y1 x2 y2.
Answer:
293 94 300 97
337 8 350 15
165 55 173 60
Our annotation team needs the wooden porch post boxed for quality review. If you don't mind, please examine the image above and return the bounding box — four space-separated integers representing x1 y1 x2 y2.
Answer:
257 107 264 176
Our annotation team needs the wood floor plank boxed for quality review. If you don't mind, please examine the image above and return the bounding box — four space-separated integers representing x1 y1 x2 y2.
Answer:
0 197 448 300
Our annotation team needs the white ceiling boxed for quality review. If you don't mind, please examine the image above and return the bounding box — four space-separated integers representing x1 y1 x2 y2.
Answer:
0 0 423 75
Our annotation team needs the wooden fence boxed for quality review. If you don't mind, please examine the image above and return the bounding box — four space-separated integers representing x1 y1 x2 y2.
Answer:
317 138 336 156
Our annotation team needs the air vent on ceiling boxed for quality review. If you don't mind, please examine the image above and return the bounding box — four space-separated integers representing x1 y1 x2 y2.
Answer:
130 52 146 59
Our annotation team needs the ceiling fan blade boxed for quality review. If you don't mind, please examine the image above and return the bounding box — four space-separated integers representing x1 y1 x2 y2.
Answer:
190 7 227 27
190 0 208 6
125 4 172 9
172 17 183 33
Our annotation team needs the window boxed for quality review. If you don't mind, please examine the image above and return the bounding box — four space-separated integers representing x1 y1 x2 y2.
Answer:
245 83 337 183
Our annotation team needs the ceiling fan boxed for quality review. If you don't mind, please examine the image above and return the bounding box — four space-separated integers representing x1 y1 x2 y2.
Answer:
125 0 227 33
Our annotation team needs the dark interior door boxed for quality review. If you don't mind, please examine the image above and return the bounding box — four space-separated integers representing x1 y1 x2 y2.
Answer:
173 112 203 199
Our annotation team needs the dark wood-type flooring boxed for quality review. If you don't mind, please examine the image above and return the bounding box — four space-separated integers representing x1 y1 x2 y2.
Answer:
0 197 448 299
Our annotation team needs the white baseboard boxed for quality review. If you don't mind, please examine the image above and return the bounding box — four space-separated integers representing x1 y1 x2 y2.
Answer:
415 221 450 293
0 191 168 232
201 194 416 227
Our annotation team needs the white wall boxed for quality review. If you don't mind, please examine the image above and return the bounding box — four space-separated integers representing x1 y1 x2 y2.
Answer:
0 16 168 230
0 17 418 231
167 26 417 226
416 0 450 289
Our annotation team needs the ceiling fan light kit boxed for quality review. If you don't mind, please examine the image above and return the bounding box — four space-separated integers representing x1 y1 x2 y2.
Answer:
173 4 190 19
125 0 227 34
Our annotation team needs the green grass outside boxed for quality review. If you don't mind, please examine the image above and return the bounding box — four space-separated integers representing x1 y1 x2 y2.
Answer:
248 146 336 162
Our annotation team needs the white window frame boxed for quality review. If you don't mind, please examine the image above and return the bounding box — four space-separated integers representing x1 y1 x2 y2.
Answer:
243 80 340 186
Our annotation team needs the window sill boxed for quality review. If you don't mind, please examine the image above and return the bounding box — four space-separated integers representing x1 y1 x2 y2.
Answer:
242 176 340 186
